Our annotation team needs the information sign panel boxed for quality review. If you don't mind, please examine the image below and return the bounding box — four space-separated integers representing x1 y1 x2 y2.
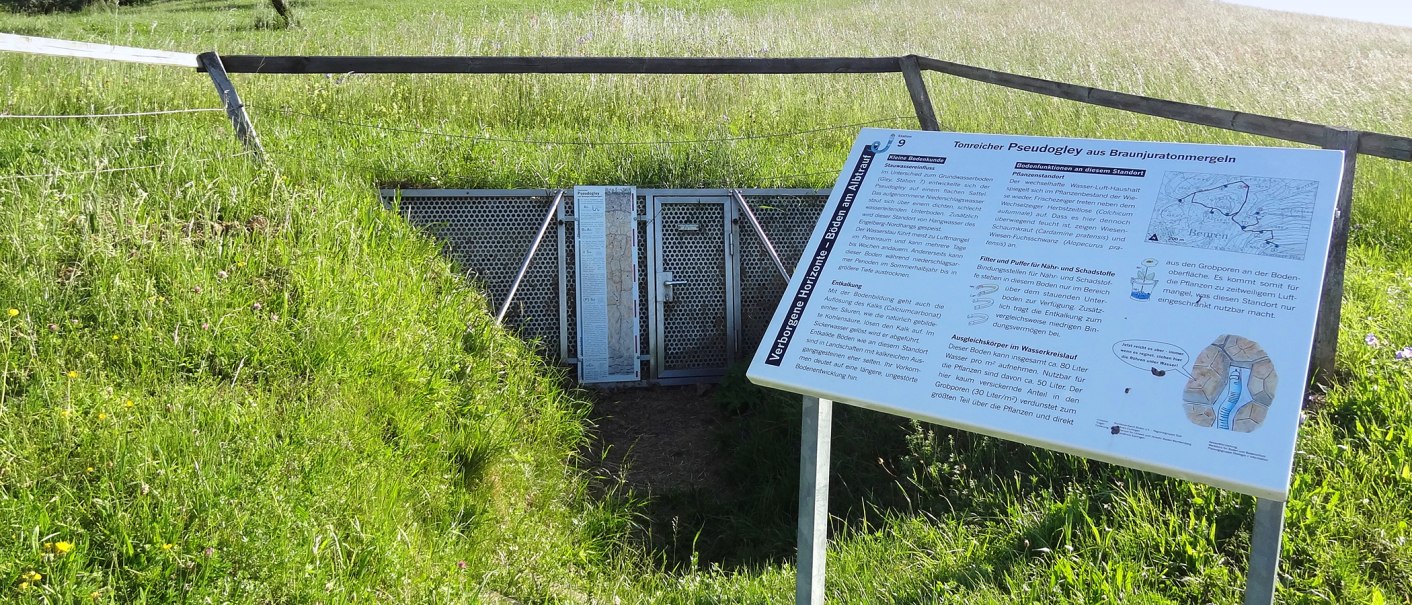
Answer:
747 129 1343 499
575 185 641 383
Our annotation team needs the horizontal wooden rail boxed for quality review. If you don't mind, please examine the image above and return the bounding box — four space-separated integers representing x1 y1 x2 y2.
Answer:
910 55 1412 163
204 53 1412 162
1360 132 1412 162
212 55 902 74
0 33 197 67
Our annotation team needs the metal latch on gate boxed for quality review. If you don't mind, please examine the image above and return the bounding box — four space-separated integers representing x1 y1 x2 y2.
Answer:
660 271 688 302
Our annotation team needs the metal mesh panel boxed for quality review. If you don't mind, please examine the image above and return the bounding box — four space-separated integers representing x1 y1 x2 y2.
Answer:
390 193 561 354
636 196 651 378
563 195 577 360
736 195 829 352
659 202 729 371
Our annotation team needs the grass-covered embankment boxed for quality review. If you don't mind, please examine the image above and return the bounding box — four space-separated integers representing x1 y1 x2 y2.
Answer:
0 142 639 601
2 0 1411 602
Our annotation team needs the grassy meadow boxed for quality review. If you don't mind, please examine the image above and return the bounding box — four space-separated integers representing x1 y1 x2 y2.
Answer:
2 0 1411 602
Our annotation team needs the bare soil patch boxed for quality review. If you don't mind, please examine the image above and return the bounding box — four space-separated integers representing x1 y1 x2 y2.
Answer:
582 384 732 497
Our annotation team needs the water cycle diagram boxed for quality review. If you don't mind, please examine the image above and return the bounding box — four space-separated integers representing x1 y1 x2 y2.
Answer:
1182 335 1277 432
1145 171 1319 261
1112 335 1278 433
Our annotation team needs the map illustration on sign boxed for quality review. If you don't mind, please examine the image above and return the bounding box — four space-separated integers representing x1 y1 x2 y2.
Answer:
1145 171 1319 260
1182 335 1277 433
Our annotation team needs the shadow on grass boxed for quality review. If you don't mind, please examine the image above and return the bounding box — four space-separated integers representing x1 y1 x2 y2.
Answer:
636 363 1256 589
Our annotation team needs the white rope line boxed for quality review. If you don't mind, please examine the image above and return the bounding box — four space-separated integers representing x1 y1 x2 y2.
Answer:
0 108 225 119
0 151 255 181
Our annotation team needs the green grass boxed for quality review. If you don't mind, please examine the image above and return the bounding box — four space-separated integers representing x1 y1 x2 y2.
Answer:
2 0 1411 602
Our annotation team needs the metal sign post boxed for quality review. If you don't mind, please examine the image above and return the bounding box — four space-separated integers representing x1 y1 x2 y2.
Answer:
796 396 832 605
1244 497 1287 604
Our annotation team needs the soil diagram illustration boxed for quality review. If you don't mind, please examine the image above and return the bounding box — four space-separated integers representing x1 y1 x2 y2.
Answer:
1182 335 1277 432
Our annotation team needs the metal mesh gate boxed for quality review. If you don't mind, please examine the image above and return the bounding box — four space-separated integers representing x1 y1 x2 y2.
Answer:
383 188 828 382
652 197 733 378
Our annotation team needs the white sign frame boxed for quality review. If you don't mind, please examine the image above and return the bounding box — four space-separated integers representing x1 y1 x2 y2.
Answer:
749 128 1343 500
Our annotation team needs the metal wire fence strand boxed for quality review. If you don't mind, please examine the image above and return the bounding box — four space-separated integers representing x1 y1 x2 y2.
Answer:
0 108 226 119
251 105 912 147
260 144 838 188
0 151 255 181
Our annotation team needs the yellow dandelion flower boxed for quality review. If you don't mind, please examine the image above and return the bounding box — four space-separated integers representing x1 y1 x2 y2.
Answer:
60 408 73 418
97 412 107 421
21 570 41 582
85 467 95 473
17 582 29 591
161 543 175 552
90 590 102 600
112 334 119 341
54 541 74 555
6 308 17 317
67 370 79 379
124 400 135 409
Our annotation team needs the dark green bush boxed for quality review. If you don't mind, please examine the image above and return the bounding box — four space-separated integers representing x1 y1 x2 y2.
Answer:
2 0 155 14
2 0 85 12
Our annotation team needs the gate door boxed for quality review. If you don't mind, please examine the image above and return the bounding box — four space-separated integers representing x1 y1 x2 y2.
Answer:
648 195 738 380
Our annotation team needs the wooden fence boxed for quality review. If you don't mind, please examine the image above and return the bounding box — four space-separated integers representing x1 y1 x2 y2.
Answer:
5 32 1412 383
194 52 1406 391
210 53 1410 162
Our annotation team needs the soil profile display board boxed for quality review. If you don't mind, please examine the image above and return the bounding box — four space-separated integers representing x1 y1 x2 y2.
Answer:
747 128 1345 500
575 185 642 383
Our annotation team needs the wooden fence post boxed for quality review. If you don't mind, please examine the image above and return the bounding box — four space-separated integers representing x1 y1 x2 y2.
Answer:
1308 128 1360 383
899 55 941 131
198 51 265 161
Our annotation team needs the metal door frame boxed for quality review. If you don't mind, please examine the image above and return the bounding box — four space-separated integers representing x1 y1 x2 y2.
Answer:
646 194 740 381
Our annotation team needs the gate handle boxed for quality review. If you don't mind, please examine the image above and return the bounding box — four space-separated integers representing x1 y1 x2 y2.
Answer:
661 271 689 303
